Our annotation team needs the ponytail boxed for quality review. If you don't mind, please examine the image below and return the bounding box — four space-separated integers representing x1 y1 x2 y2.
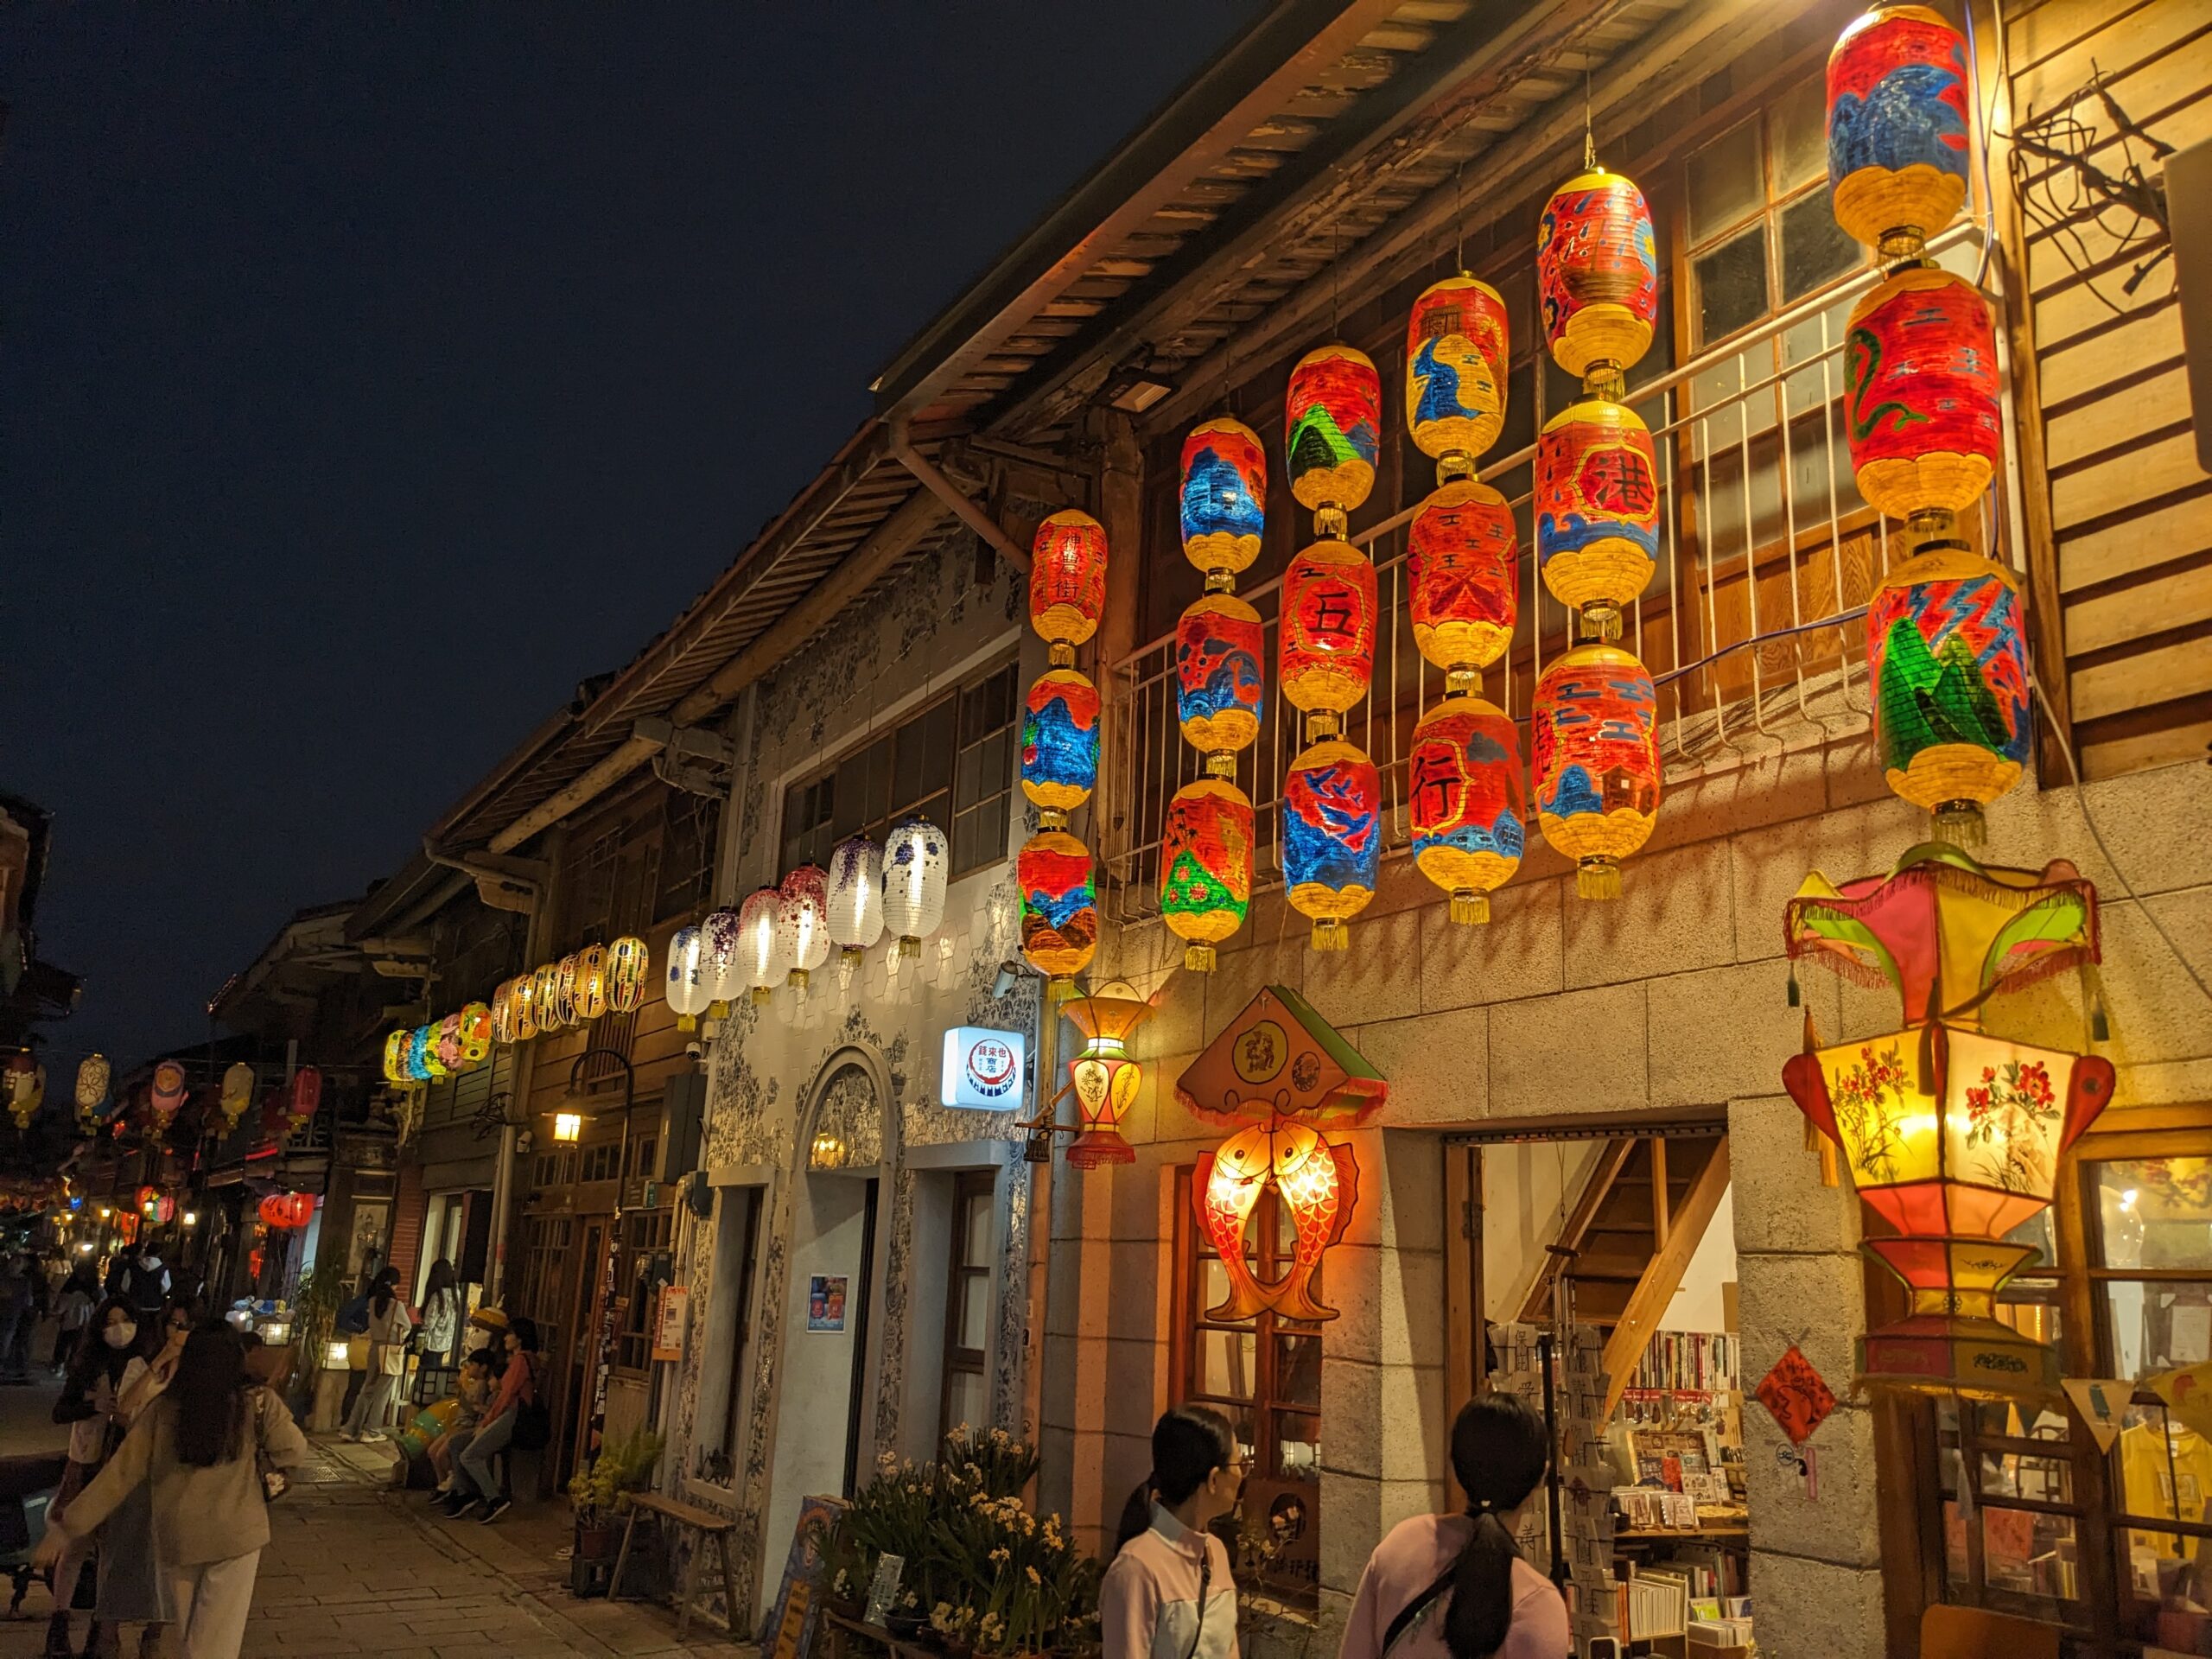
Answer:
1113 1473 1157 1556
1110 1405 1238 1559
1440 1396 1548 1659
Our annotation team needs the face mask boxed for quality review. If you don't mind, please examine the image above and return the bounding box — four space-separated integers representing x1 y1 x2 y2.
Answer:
140 1256 158 1269
105 1323 137 1350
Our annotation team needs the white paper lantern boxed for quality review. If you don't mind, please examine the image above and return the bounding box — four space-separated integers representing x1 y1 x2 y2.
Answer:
825 836 885 960
882 817 950 958
700 907 745 1013
664 925 710 1030
739 887 791 1002
779 866 830 988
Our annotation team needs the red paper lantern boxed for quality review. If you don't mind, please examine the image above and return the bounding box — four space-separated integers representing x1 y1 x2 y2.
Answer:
1827 4 1972 258
1160 778 1254 974
1285 345 1382 532
1408 480 1518 686
1279 539 1377 740
1532 643 1661 900
1537 167 1659 388
1537 399 1660 640
1028 510 1109 663
259 1192 315 1230
1409 696 1527 924
286 1066 323 1131
1018 829 1097 986
1845 264 1999 533
1406 275 1510 480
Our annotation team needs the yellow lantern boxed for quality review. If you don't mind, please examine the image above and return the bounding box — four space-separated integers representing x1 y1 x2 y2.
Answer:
573 944 610 1021
1063 980 1156 1170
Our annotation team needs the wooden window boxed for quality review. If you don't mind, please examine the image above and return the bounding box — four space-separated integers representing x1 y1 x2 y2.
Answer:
941 1172 995 1439
712 1187 765 1481
658 790 721 924
514 1214 572 1357
614 1206 675 1374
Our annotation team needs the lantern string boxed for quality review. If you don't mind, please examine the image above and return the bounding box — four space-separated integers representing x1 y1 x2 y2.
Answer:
1454 161 1466 275
1582 70 1595 171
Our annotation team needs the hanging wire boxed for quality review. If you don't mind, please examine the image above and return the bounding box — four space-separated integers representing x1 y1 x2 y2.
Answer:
1583 68 1596 170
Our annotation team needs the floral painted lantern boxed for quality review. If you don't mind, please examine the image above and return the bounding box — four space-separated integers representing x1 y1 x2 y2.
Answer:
779 866 831 989
1282 738 1382 950
1408 480 1518 688
1179 417 1268 586
607 936 650 1015
419 1021 450 1080
1407 275 1510 480
1410 696 1527 924
701 906 746 1012
571 947 609 1023
402 1027 433 1084
490 979 518 1046
1020 668 1100 826
458 1001 493 1063
259 1192 315 1230
1846 264 1999 540
1533 643 1661 899
1827 4 1971 259
738 888 790 1004
1279 539 1378 741
220 1062 256 1128
286 1066 323 1133
1537 167 1659 391
1029 510 1109 664
882 818 950 958
1537 399 1660 639
1019 829 1097 988
664 925 709 1031
1175 593 1266 777
150 1060 188 1127
825 835 885 960
74 1053 110 1117
1866 543 2030 840
1161 779 1254 973
1285 345 1382 533
1064 980 1156 1170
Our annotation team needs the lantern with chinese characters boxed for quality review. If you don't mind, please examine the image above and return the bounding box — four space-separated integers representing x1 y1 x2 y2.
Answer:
664 925 709 1030
1866 543 2030 840
738 888 790 1004
150 1060 188 1127
779 865 830 988
1018 830 1097 988
607 937 650 1014
1029 510 1109 664
512 969 540 1040
1161 779 1253 973
532 964 562 1033
1179 417 1267 586
1064 980 1156 1170
1845 264 1999 538
551 956 580 1028
1533 644 1660 900
571 947 608 1023
74 1054 110 1121
1279 539 1377 740
459 1001 493 1063
259 1192 315 1230
5 1054 43 1131
220 1063 256 1128
1537 167 1659 390
882 818 949 958
1282 739 1382 950
1409 696 1526 924
490 979 518 1046
1408 481 1517 688
1537 399 1659 639
701 906 746 1013
825 836 885 960
1020 669 1100 826
1175 593 1265 777
1286 345 1381 533
1407 275 1510 480
1827 4 1971 259
287 1066 322 1133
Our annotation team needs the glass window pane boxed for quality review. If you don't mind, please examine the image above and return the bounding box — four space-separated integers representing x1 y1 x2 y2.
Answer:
1200 1328 1255 1399
2107 1282 2212 1381
1275 1410 1321 1478
1968 1396 2069 1443
1772 79 1828 195
2119 1405 2212 1566
957 1274 990 1352
1943 1499 1969 1589
2098 1160 2212 1270
1694 227 1770 345
893 717 932 815
963 1192 992 1262
1979 1452 2074 1504
1979 1504 2079 1600
1274 1334 1321 1409
1688 118 1764 245
1779 190 1860 302
945 1368 988 1435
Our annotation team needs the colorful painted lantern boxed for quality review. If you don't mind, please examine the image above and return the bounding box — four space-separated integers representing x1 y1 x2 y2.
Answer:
1020 668 1100 825
490 979 518 1046
1533 644 1660 900
1409 696 1527 924
1175 593 1266 775
1827 5 1971 258
531 964 562 1035
1285 345 1382 532
1406 274 1510 480
287 1066 323 1133
1537 167 1659 387
1279 539 1378 739
73 1053 110 1115
882 818 950 958
779 865 831 988
418 1021 449 1080
1845 264 1999 534
1029 509 1109 663
435 1012 467 1072
701 906 746 1011
571 947 609 1023
738 887 790 1003
1064 980 1156 1171
607 936 650 1014
1281 738 1382 950
1018 829 1097 986
1408 480 1518 685
220 1062 256 1128
4 1056 42 1131
1160 779 1254 973
664 925 709 1030
458 1001 493 1063
1179 417 1268 584
259 1192 315 1230
1866 543 2030 840
1537 399 1659 639
403 1027 433 1084
150 1060 188 1125
1197 1122 1361 1322
138 1186 175 1225
825 836 885 960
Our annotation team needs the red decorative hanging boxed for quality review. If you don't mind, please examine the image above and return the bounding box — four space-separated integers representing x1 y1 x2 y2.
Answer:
1536 167 1659 389
1408 480 1518 686
258 1192 315 1230
1409 696 1527 925
1028 510 1109 664
1845 264 1999 533
1532 644 1661 900
1827 4 1972 259
285 1066 323 1132
1278 540 1378 740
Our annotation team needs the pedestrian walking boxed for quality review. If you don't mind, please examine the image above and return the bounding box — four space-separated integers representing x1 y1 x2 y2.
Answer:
14 1255 54 1380
417 1260 461 1368
1100 1407 1245 1659
35 1322 309 1659
340 1268 413 1440
437 1314 539 1522
53 1264 99 1376
47 1298 156 1659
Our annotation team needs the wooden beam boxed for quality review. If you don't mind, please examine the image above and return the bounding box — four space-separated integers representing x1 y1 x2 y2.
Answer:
1650 1135 1669 1253
1517 1137 1634 1323
1602 1137 1731 1421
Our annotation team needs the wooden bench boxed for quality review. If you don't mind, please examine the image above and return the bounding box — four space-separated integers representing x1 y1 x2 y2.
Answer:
609 1490 743 1641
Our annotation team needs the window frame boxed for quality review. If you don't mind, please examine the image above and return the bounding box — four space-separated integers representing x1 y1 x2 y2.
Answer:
713 1186 765 1482
939 1170 996 1440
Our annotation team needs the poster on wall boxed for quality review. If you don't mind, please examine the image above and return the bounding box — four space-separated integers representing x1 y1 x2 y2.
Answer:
652 1285 690 1363
764 1493 845 1656
808 1276 848 1332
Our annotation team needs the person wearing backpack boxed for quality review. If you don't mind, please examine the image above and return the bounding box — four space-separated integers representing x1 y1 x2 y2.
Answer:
438 1314 540 1523
340 1269 414 1441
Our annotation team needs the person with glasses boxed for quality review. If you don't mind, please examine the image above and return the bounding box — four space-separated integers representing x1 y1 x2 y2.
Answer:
1102 1406 1245 1659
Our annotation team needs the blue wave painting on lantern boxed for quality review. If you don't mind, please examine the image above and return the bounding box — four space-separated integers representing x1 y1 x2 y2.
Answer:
1020 669 1100 817
1179 420 1268 569
1175 601 1265 731
1281 741 1382 900
1827 8 1969 199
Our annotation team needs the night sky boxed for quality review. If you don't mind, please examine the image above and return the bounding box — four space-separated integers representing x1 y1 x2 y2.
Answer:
6 5 1262 1071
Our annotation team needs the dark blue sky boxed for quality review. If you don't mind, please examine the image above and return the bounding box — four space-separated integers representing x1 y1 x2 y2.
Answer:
5 5 1261 1067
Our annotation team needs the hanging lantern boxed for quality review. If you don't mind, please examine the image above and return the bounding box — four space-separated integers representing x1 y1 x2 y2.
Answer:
149 1059 187 1126
1196 1122 1361 1322
1408 480 1518 688
531 964 563 1034
286 1065 323 1133
435 1011 467 1072
1537 398 1659 640
1827 5 1972 260
1285 345 1381 534
738 888 790 1004
1018 830 1097 988
779 865 831 989
1174 593 1266 777
380 1027 406 1084
137 1186 175 1225
1179 417 1268 587
825 836 885 961
402 1027 432 1084
1537 167 1659 391
607 937 650 1014
490 979 518 1046
74 1053 110 1116
1029 509 1109 664
664 925 709 1031
571 947 609 1023
1846 264 1999 542
1281 739 1382 950
419 1022 450 1080
219 1062 256 1128
1020 668 1100 826
882 818 950 958
258 1192 315 1230
1064 980 1156 1170
551 955 580 1028
1160 779 1253 973
458 1001 493 1062
1410 696 1527 925
5 1055 43 1131
1406 274 1510 480
701 906 746 1013
1279 538 1378 741
512 971 540 1042
1533 643 1660 900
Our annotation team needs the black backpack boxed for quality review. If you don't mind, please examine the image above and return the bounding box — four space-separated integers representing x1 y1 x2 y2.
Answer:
512 1356 551 1451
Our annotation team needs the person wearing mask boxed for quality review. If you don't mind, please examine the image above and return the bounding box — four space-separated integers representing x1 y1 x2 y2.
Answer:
53 1263 99 1376
1338 1397 1567 1659
118 1301 195 1421
1101 1407 1244 1659
341 1268 414 1440
46 1300 155 1659
35 1323 308 1659
417 1261 461 1370
438 1315 538 1523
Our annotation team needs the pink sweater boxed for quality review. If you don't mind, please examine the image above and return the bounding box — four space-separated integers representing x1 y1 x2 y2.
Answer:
1099 1507 1239 1659
1339 1515 1568 1659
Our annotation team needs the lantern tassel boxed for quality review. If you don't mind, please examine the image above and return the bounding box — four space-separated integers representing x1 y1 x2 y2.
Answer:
1576 858 1622 902
1787 968 1801 1007
1183 943 1217 974
1450 891 1491 925
1930 801 1986 847
1310 918 1350 951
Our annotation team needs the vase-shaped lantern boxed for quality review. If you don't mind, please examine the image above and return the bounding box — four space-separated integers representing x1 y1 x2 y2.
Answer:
738 888 790 1004
607 936 650 1014
1029 510 1109 664
1407 275 1510 480
1179 417 1268 588
1286 345 1381 535
1176 593 1266 776
1409 481 1518 689
825 836 885 961
1282 738 1382 950
779 866 830 988
701 906 746 1014
1538 399 1660 639
1846 264 1999 542
1021 668 1100 827
664 925 709 1031
1065 980 1156 1170
1533 643 1660 900
1537 167 1659 391
1161 779 1254 973
1410 696 1527 924
220 1062 256 1128
571 947 608 1023
149 1060 187 1127
1828 4 1972 259
1280 539 1378 741
1019 829 1097 988
882 818 950 958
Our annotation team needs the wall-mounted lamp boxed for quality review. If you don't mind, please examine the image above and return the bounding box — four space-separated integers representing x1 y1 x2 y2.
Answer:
553 1111 583 1144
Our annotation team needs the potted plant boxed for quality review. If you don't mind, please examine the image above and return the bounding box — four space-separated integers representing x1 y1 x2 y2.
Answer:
567 1427 665 1562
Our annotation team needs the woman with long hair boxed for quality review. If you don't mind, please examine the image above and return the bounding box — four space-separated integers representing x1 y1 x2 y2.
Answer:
418 1261 461 1369
34 1323 308 1659
340 1268 413 1441
439 1314 538 1523
45 1299 154 1659
1099 1407 1244 1659
1337 1396 1567 1659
